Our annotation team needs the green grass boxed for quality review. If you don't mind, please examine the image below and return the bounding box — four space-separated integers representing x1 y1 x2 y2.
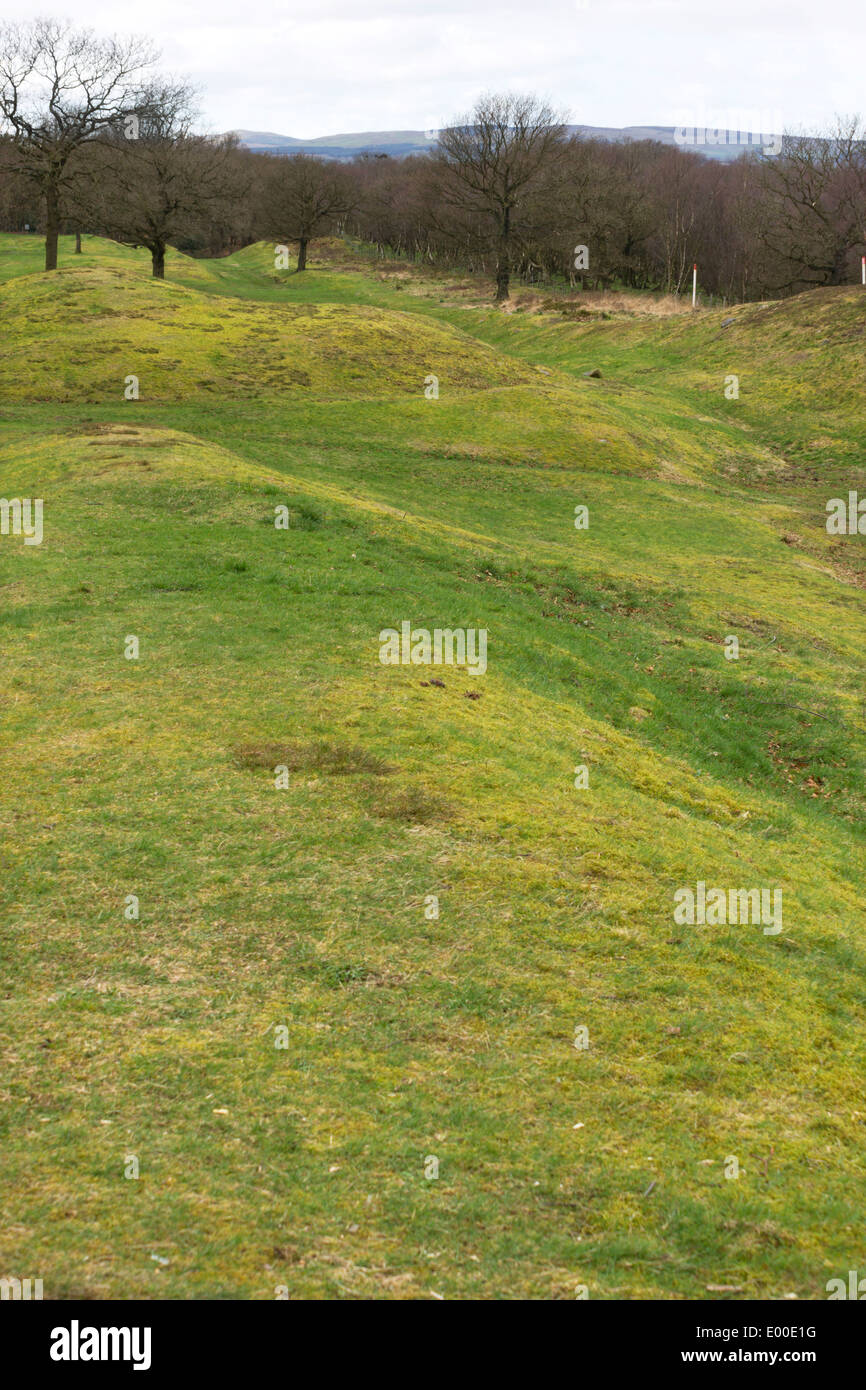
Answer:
0 233 864 1300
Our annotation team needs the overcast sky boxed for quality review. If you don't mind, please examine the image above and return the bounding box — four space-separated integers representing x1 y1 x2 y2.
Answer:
6 0 865 137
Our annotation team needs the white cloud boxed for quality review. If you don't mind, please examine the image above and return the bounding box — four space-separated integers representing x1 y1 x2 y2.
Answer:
4 0 864 136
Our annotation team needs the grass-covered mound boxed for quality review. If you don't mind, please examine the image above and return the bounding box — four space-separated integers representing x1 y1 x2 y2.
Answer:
0 263 533 403
0 234 864 1300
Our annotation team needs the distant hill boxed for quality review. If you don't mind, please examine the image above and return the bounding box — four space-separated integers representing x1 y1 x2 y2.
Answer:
233 124 780 162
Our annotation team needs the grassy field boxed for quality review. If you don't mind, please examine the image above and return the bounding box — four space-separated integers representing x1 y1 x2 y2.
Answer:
1 233 864 1300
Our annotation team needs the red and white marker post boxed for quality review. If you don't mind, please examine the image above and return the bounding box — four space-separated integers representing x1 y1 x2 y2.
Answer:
692 262 697 308
861 255 865 285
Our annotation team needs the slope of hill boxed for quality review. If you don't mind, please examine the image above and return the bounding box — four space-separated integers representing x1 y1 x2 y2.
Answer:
0 261 532 403
1 235 864 1300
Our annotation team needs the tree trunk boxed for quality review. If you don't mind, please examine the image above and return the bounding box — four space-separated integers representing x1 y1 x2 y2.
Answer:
44 181 60 272
297 237 308 271
495 207 511 300
151 243 166 279
74 231 82 254
495 259 510 299
830 244 848 286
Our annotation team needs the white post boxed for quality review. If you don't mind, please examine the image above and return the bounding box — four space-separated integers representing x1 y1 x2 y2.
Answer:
862 255 865 285
692 262 697 308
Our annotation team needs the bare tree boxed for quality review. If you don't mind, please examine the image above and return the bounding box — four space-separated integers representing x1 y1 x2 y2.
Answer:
757 118 866 291
647 146 704 294
70 82 246 278
261 154 355 270
436 92 567 300
0 18 157 270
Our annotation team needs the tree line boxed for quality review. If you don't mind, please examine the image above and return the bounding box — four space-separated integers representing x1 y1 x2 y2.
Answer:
2 20 865 302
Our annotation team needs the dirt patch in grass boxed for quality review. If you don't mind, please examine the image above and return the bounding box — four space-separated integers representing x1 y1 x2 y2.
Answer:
370 783 453 823
233 740 394 775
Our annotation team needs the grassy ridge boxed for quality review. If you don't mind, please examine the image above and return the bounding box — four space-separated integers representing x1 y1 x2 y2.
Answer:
0 261 531 403
0 235 864 1299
